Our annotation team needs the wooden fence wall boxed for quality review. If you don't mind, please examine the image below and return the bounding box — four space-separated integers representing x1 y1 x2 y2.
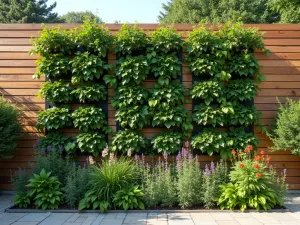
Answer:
0 24 300 190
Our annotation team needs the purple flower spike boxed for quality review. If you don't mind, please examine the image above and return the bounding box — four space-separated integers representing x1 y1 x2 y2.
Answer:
210 161 215 172
47 145 52 152
185 141 190 148
134 154 139 162
176 153 181 162
41 148 46 155
204 164 211 176
181 147 188 158
163 152 168 160
37 138 40 144
188 154 193 162
283 168 287 174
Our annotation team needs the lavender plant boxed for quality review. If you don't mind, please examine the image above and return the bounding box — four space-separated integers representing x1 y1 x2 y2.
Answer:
137 154 177 208
176 142 203 208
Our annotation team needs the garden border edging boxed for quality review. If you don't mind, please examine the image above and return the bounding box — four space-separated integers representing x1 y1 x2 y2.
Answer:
5 204 290 213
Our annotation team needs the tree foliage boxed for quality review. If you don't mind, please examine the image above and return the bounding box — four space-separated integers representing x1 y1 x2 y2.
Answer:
158 0 279 24
60 11 101 23
267 0 300 23
0 0 62 23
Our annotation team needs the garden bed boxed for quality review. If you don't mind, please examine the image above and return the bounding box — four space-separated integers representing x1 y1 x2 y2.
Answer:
5 204 289 213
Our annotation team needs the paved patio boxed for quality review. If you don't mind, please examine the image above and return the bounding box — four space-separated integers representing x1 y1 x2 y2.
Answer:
1 194 300 225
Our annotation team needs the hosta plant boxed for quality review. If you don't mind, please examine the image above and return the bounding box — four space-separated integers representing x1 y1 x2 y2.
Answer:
152 103 193 131
71 19 113 57
36 107 72 131
12 194 31 208
34 132 75 154
71 52 111 84
111 130 148 154
191 81 225 105
34 55 71 79
227 103 261 126
30 25 74 57
114 24 148 55
113 186 145 210
191 128 229 159
148 81 188 107
71 84 107 103
27 169 62 210
115 105 150 130
148 52 181 85
111 85 149 109
228 127 259 152
72 106 108 132
149 26 183 54
192 103 233 127
79 190 110 212
226 79 258 101
76 132 107 156
151 132 182 154
228 53 260 77
38 80 73 104
115 56 150 85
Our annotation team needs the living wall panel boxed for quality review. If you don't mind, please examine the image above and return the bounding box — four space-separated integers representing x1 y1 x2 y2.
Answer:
0 24 300 189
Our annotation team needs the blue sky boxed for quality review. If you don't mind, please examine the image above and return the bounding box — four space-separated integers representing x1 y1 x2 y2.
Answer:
48 0 168 23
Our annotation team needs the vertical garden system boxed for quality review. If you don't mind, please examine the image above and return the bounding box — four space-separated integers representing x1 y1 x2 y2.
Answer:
32 21 266 159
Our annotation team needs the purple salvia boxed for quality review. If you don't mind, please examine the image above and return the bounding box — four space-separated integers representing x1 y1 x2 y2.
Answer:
181 147 188 158
47 145 52 152
188 153 193 163
204 164 211 176
176 152 181 162
185 141 190 148
163 152 168 160
41 147 46 155
210 161 215 172
33 144 37 149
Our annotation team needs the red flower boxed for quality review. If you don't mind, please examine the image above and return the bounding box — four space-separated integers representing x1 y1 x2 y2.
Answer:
248 145 253 151
231 149 236 155
244 148 249 153
254 164 260 169
260 150 265 155
256 172 262 178
240 163 245 168
254 155 261 161
267 156 271 161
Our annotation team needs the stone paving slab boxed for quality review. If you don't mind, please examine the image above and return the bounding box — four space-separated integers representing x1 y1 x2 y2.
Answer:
1 194 300 225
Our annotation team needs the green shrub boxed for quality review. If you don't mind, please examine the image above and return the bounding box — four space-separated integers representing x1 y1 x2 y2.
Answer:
191 81 225 105
115 105 150 130
79 190 110 212
0 97 21 157
151 132 182 155
71 19 113 57
115 56 150 85
71 52 111 84
34 132 76 154
11 169 31 208
38 80 73 104
12 194 31 208
111 130 148 154
27 169 63 210
111 85 149 109
63 165 90 208
72 106 108 132
149 26 183 54
148 81 188 107
114 24 148 55
268 98 300 155
148 53 181 85
76 132 107 156
113 186 145 210
177 148 203 208
30 25 74 56
34 55 71 80
71 84 107 103
36 107 72 131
